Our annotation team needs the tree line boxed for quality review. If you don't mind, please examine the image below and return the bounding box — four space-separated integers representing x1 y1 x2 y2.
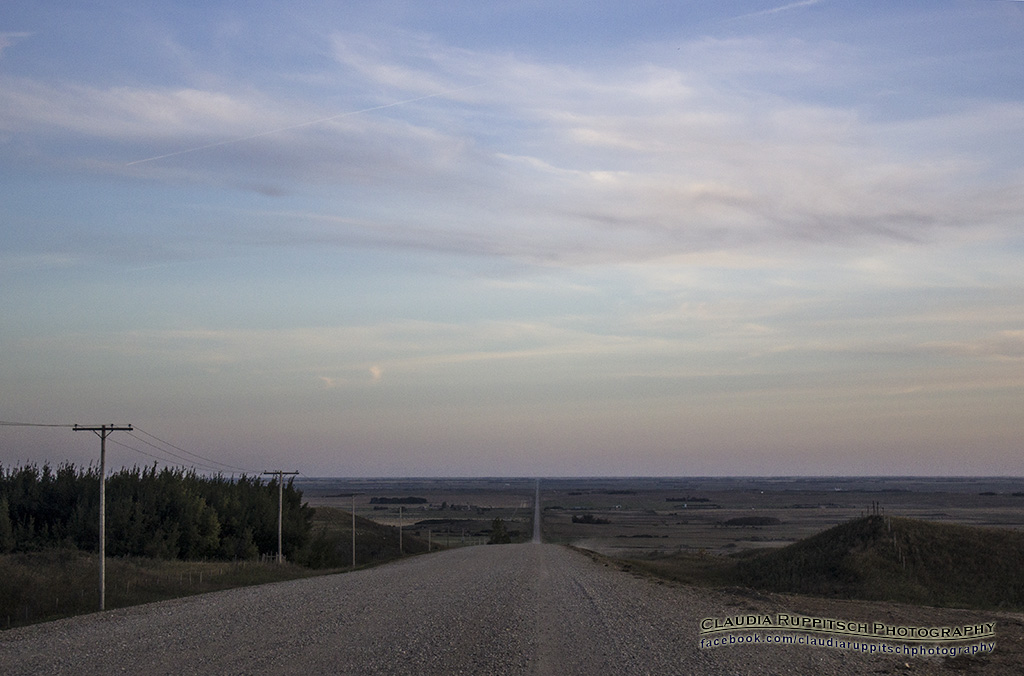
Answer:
0 463 313 561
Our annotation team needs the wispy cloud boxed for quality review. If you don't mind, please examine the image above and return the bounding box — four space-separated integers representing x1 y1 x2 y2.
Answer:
0 32 31 57
737 0 825 20
0 78 280 139
4 25 1022 269
125 84 483 166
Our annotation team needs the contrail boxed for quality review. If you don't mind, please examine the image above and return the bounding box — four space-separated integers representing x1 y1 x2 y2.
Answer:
126 83 482 167
735 0 823 19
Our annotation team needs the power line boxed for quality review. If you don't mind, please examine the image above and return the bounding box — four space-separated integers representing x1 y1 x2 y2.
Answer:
106 437 171 465
108 437 231 475
117 436 221 472
2 419 260 475
0 420 75 428
132 427 253 474
123 431 254 475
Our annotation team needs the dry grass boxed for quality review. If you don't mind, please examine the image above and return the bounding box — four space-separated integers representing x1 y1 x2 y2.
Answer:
616 515 1024 612
0 550 322 629
0 505 435 630
736 515 1024 610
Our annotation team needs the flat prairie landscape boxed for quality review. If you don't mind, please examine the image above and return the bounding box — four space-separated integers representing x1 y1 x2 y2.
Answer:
298 476 1024 558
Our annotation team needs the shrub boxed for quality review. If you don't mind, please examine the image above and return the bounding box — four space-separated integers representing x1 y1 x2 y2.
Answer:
487 518 511 544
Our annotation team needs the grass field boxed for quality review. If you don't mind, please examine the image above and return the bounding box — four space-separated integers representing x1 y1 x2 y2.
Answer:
0 550 322 630
0 502 432 630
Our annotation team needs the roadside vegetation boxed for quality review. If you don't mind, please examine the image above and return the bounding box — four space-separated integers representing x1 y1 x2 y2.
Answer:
0 505 433 629
487 517 512 544
618 515 1024 612
0 550 320 629
302 506 430 568
0 463 313 560
0 464 432 629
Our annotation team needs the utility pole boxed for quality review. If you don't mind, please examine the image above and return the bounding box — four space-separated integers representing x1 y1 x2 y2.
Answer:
352 493 356 569
73 424 132 611
399 505 403 555
262 470 299 564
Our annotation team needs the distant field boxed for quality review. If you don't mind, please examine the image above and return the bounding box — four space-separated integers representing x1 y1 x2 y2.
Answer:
535 476 1024 558
298 476 1024 559
298 477 537 548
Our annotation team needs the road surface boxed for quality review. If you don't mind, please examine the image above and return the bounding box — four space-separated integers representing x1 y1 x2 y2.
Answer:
2 543 919 675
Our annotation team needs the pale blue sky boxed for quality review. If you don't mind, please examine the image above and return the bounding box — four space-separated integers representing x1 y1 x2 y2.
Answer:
2 1 1023 476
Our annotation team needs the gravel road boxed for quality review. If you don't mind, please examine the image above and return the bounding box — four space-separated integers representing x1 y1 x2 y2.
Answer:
0 544 1003 675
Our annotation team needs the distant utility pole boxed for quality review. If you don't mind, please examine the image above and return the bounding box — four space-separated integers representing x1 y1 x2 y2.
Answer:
262 470 299 564
352 494 357 569
73 424 133 611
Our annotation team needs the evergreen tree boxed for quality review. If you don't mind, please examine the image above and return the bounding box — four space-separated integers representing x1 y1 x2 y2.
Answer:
0 494 14 552
488 517 511 544
0 462 312 561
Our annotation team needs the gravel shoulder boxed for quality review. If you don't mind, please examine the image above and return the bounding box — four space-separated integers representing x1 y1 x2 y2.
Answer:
2 544 1019 675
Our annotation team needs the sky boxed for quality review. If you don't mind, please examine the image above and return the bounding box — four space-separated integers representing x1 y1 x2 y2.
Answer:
2 1 1023 477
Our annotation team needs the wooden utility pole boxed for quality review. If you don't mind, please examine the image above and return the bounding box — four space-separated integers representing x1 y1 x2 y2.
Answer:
262 470 299 564
352 493 356 568
73 424 133 611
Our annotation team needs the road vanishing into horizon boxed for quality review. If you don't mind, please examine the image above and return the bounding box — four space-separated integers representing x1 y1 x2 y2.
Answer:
4 542 902 675
533 478 541 543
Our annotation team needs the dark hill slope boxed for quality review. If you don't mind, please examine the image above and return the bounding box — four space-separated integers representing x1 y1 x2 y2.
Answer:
736 515 1024 610
303 506 431 569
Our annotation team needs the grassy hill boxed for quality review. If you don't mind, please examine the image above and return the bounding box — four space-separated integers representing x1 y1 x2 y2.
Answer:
627 515 1024 611
736 515 1024 609
302 506 431 569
